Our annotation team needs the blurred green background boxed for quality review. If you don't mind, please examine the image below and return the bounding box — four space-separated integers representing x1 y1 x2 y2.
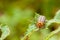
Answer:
0 0 60 40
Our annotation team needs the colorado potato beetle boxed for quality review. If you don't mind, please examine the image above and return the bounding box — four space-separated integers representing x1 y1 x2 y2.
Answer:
36 15 46 28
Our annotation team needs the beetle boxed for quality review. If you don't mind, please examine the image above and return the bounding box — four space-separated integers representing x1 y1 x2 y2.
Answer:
36 15 46 28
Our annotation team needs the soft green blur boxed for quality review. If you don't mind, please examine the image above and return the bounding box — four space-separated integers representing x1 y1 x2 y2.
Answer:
0 0 60 40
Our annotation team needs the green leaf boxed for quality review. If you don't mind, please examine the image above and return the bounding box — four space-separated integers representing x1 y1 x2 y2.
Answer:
45 19 55 28
0 24 10 40
45 26 60 40
45 10 60 28
21 13 39 40
54 10 60 23
21 24 38 40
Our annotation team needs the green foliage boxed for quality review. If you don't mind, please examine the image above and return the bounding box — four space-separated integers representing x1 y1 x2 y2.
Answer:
0 24 10 40
45 26 60 40
0 0 60 40
21 10 60 40
21 13 39 40
45 10 60 28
